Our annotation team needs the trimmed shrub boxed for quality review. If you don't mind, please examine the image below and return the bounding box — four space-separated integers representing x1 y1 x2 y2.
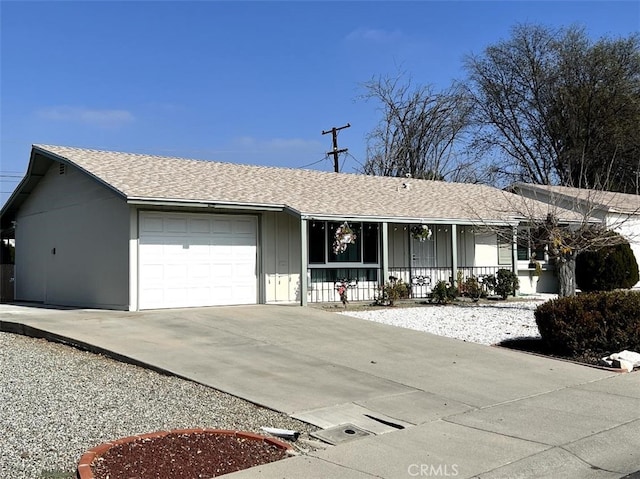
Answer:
431 280 458 304
461 276 482 301
495 269 519 300
576 236 639 292
376 278 409 306
534 290 640 355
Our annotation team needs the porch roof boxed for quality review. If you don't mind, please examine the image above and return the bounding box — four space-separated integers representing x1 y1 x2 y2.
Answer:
2 145 582 231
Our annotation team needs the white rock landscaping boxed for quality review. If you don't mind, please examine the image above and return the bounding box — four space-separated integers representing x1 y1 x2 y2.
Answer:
341 300 546 346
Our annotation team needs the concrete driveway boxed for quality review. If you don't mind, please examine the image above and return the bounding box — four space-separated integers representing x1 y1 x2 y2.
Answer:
2 303 639 478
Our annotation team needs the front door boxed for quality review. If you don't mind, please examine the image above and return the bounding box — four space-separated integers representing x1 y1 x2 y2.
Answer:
411 235 436 293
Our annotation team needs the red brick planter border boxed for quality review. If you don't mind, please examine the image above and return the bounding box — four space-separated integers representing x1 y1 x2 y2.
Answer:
76 428 294 479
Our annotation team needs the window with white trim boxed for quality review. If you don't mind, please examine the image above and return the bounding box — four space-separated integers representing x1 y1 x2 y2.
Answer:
308 221 379 265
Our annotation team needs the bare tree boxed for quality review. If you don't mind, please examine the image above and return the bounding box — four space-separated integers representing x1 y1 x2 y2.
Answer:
359 73 475 181
484 185 640 297
465 24 640 193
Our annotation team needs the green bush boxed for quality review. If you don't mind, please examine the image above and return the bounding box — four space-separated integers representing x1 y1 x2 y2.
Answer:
534 290 640 356
495 269 519 299
376 278 409 306
576 238 639 292
461 276 482 301
431 280 458 304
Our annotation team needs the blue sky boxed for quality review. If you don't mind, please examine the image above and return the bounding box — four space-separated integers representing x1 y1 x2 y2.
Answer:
1 1 638 206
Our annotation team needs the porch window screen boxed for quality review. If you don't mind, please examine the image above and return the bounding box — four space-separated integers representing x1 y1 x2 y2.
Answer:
497 233 512 265
362 223 379 264
308 221 379 265
308 222 326 264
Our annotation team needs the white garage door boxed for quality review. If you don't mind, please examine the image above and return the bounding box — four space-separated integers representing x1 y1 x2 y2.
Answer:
138 212 257 309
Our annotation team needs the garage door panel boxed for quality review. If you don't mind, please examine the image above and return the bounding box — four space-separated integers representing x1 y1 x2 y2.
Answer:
189 263 211 279
138 213 257 309
189 218 211 234
213 219 232 234
233 285 255 303
166 218 188 233
234 219 256 234
141 216 164 233
212 263 234 278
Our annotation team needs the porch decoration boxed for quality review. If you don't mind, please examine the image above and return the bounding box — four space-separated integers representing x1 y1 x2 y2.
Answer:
410 224 432 242
335 279 357 307
333 222 357 254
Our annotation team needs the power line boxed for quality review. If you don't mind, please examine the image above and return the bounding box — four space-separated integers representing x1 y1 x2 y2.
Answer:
299 155 330 169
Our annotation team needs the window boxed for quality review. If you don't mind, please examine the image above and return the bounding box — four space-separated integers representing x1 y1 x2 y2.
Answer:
308 222 326 264
308 221 379 265
362 223 379 264
329 222 362 263
311 268 378 283
497 232 512 265
517 243 529 261
517 226 547 261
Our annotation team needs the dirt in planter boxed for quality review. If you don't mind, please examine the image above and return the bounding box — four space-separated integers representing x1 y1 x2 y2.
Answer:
91 432 289 479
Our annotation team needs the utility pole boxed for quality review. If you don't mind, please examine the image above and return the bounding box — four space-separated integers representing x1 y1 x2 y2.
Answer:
322 123 350 173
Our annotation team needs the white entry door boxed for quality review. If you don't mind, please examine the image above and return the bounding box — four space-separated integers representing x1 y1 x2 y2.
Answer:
138 212 257 309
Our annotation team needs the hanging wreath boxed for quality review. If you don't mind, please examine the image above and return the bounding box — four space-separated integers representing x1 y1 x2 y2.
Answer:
410 224 432 242
333 222 357 254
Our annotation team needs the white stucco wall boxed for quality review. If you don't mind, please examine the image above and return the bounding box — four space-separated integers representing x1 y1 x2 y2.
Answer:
262 211 301 302
15 162 130 309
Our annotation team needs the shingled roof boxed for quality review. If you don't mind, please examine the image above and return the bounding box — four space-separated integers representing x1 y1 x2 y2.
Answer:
1 145 582 230
513 183 640 215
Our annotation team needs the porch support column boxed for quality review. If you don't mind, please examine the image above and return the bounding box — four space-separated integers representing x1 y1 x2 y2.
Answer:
300 218 308 306
511 225 519 294
450 224 458 285
381 222 389 285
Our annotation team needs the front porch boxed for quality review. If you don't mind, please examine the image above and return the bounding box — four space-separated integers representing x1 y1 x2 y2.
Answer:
304 221 510 304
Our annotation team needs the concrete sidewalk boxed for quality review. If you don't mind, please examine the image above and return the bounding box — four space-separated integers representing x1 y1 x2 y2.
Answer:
1 303 639 478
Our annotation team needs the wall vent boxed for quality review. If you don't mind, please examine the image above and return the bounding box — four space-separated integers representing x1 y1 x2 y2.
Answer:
59 163 66 175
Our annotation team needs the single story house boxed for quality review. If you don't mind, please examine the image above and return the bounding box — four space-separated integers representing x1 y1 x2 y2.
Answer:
512 183 640 289
0 145 579 310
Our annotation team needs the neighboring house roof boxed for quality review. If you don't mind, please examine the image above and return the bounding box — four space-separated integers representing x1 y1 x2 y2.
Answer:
1 145 582 232
513 183 640 215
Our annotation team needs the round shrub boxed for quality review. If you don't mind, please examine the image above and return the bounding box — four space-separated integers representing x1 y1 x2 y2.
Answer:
534 290 640 356
495 269 519 300
430 280 457 304
576 237 639 292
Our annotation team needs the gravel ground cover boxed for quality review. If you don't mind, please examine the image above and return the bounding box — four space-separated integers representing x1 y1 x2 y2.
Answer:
341 300 546 345
0 333 316 479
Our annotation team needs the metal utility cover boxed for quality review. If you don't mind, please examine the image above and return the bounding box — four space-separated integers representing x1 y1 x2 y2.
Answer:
311 423 372 445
